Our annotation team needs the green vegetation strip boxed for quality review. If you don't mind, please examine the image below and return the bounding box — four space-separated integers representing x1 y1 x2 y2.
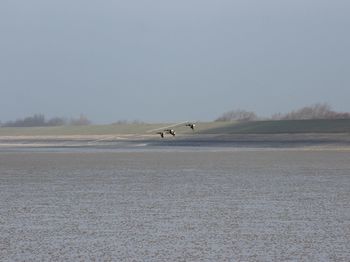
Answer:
200 119 350 134
0 119 350 136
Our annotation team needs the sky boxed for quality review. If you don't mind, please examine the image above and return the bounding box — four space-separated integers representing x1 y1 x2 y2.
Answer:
1 0 349 123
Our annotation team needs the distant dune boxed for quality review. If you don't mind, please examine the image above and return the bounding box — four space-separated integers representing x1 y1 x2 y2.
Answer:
1 120 350 150
0 119 350 137
200 119 350 134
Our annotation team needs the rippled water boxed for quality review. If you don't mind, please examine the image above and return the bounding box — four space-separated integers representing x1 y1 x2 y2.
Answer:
0 149 349 261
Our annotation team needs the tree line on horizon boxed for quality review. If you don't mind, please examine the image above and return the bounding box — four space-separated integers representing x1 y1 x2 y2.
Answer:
1 103 349 127
0 114 91 127
215 103 350 122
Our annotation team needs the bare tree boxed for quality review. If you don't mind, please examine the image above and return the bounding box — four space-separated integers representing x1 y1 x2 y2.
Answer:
131 120 144 124
274 103 350 120
215 109 258 122
47 117 67 126
113 120 128 125
3 114 46 127
69 114 91 126
1 114 92 127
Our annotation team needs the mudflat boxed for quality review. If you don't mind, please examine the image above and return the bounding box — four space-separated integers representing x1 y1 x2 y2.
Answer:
1 133 350 150
0 149 349 261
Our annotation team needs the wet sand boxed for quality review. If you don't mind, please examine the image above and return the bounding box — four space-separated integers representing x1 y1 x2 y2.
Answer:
0 149 349 261
1 133 350 150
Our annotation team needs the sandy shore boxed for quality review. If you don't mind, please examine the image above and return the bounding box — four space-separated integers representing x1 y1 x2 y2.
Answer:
1 150 349 261
1 133 350 150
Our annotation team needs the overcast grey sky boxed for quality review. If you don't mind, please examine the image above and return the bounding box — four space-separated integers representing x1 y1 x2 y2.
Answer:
1 0 349 123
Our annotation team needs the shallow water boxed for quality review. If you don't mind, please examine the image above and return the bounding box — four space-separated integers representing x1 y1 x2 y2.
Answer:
0 149 349 261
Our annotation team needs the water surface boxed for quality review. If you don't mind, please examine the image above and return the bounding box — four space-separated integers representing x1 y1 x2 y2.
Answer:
0 149 349 261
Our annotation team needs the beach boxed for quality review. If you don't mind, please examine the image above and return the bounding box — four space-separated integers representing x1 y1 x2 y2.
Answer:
1 149 349 261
